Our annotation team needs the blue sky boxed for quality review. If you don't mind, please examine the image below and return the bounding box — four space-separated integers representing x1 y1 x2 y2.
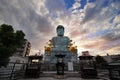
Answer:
64 0 75 9
64 0 88 9
0 0 120 55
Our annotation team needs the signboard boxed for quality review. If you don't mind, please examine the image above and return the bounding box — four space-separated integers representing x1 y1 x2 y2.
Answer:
68 62 73 71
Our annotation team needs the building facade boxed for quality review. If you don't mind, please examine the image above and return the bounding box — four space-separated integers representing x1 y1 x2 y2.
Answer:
9 39 31 63
16 39 31 57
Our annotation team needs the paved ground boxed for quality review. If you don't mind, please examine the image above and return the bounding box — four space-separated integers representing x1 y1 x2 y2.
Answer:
19 70 110 80
19 77 105 80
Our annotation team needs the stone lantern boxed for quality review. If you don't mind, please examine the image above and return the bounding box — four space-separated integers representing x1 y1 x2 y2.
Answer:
55 54 65 78
108 60 120 80
78 55 97 78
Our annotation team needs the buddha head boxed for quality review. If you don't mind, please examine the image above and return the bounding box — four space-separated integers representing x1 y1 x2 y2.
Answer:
56 25 64 36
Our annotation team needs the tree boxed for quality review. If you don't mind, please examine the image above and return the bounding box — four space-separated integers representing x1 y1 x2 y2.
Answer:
0 24 25 67
95 55 107 68
15 30 25 47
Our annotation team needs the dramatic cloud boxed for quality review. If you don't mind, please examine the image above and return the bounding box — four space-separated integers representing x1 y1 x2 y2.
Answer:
0 0 120 55
0 0 54 53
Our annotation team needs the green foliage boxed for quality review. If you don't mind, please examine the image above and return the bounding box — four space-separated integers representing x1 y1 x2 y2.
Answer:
15 30 25 47
0 24 14 47
0 24 25 67
95 55 107 64
95 55 107 68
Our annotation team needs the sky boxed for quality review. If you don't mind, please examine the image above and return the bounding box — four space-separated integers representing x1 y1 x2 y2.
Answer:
0 0 120 56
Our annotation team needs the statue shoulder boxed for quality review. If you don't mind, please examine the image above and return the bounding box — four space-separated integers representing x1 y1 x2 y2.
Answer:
64 36 70 39
52 36 58 39
52 36 57 40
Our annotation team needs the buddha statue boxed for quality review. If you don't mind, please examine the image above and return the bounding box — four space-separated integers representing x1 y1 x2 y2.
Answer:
44 25 78 63
51 25 70 52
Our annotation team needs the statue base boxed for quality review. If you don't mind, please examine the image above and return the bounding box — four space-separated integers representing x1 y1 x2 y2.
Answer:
54 75 66 79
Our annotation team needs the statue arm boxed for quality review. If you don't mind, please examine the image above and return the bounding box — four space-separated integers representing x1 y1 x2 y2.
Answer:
65 36 70 45
51 38 55 47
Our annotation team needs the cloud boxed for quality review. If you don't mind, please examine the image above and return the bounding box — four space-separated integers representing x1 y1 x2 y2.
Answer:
0 0 55 54
81 0 120 24
69 28 87 38
71 1 81 10
101 31 120 41
0 0 120 56
55 0 120 55
45 0 66 18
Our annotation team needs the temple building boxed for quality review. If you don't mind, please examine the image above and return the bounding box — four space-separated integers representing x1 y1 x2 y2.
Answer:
44 25 78 63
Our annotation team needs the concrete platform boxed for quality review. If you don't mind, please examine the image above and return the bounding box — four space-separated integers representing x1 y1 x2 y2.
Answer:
19 77 104 80
40 71 81 77
19 70 110 80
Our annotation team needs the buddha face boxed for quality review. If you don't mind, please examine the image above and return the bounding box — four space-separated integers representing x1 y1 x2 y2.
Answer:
57 28 64 36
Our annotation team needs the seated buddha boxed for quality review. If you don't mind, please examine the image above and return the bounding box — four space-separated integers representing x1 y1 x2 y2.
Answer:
51 25 70 52
44 25 78 63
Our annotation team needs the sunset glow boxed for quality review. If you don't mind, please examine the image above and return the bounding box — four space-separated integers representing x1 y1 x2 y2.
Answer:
0 0 120 56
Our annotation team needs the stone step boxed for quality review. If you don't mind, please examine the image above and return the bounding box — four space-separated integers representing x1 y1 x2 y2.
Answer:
40 71 81 77
65 72 81 77
40 71 56 77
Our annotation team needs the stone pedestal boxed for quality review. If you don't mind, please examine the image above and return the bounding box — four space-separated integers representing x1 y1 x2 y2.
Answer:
55 75 66 79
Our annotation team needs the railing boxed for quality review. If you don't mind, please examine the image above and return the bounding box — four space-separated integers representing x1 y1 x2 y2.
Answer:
0 62 27 80
0 61 80 79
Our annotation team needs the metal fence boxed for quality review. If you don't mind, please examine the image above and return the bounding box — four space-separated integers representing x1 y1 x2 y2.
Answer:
0 61 81 79
0 62 27 80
